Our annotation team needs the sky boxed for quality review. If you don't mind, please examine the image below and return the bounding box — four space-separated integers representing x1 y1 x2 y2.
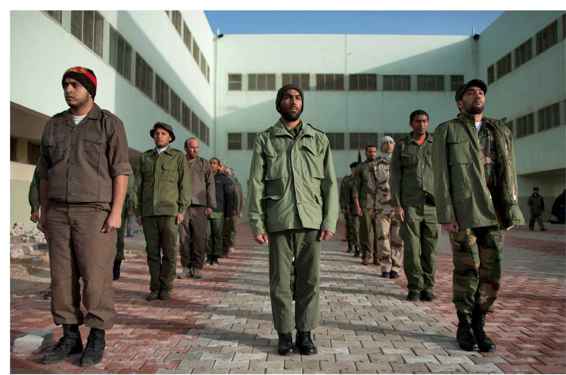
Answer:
205 11 504 36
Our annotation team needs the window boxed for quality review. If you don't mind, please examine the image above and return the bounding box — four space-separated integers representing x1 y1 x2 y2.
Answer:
316 74 345 91
327 133 345 150
514 39 533 68
417 75 444 91
516 113 535 138
181 103 191 131
135 53 154 99
70 11 104 57
27 142 41 165
192 39 200 65
109 26 132 81
191 112 200 136
536 20 558 55
170 90 181 122
382 75 411 91
487 65 495 84
538 103 561 132
282 74 310 90
199 121 207 143
496 53 512 79
248 74 276 91
506 120 514 137
155 75 170 112
206 65 210 83
170 11 182 35
563 14 566 40
350 133 378 150
450 75 464 91
247 132 257 150
183 23 192 52
349 74 377 91
10 138 17 162
228 74 242 91
44 11 62 24
227 133 242 150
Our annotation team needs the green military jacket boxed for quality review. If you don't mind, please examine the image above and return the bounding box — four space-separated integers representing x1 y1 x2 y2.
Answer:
28 166 40 213
353 159 379 209
339 175 357 211
125 171 136 213
432 113 524 230
247 120 339 235
136 147 191 217
391 132 435 208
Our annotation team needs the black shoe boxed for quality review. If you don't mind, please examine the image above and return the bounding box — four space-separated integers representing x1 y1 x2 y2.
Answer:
381 271 390 278
112 260 121 281
296 331 317 355
457 311 478 351
41 324 83 364
277 333 295 355
80 328 105 367
159 290 171 300
213 256 220 265
389 271 399 279
145 291 160 301
407 290 420 301
420 290 435 301
472 306 496 352
192 267 203 279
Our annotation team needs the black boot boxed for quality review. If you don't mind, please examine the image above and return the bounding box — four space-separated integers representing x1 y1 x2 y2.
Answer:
80 328 105 367
472 306 496 352
112 259 121 281
456 311 477 351
296 331 317 355
41 324 83 364
277 332 294 355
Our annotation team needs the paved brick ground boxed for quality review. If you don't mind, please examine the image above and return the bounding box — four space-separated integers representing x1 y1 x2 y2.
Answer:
10 223 566 373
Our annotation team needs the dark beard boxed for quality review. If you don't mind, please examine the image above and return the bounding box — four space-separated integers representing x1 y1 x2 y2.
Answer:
465 102 484 115
280 109 302 122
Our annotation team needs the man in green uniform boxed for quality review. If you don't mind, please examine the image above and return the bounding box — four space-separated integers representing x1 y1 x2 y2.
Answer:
113 173 136 280
136 123 190 301
208 158 234 265
353 145 380 266
38 67 131 366
248 84 339 356
340 162 360 256
375 136 404 279
222 166 242 256
528 187 546 231
391 110 438 301
433 79 524 352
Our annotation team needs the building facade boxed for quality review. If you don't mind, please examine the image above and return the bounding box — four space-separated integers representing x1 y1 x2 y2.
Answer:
10 10 566 227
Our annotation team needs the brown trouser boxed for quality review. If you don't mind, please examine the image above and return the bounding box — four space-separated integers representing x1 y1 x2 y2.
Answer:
47 203 116 330
178 206 209 270
143 216 178 293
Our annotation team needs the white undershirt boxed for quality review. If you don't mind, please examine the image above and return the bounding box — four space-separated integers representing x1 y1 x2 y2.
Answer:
475 121 482 132
72 114 86 125
156 146 169 154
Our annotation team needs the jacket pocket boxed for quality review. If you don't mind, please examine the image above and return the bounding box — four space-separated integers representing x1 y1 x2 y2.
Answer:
447 140 471 165
161 161 178 182
301 140 325 179
82 136 103 169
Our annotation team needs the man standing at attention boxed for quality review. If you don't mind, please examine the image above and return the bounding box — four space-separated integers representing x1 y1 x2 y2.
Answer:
340 162 360 256
247 84 338 356
38 67 131 366
433 79 524 352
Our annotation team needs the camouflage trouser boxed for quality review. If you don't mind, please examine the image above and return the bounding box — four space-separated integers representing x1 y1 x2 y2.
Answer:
377 213 404 273
345 212 360 252
360 208 379 263
450 226 503 315
401 205 438 293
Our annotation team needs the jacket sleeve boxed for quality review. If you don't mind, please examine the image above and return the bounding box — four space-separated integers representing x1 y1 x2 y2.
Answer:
28 166 40 213
321 137 339 233
390 141 402 207
247 135 267 236
339 179 347 209
178 155 191 214
432 123 456 224
135 156 143 217
205 160 217 209
126 171 136 211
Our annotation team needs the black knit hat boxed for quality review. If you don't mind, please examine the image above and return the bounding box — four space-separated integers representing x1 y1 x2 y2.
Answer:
62 66 97 98
275 84 304 113
455 79 487 101
150 122 175 142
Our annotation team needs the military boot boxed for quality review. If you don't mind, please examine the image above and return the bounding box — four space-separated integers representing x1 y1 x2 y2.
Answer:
277 332 294 355
472 306 496 352
112 259 121 281
354 246 360 257
192 267 202 279
296 331 317 355
80 328 105 367
41 324 83 364
456 311 477 351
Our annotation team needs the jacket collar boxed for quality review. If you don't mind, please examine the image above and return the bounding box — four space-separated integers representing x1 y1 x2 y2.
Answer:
408 132 433 144
271 119 314 138
64 103 102 122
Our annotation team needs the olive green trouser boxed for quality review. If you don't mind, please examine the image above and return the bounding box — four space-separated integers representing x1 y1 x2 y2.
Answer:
360 208 379 263
115 205 128 262
345 212 360 252
400 205 438 293
449 226 503 315
47 203 116 329
142 216 178 293
268 229 320 334
208 215 224 257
